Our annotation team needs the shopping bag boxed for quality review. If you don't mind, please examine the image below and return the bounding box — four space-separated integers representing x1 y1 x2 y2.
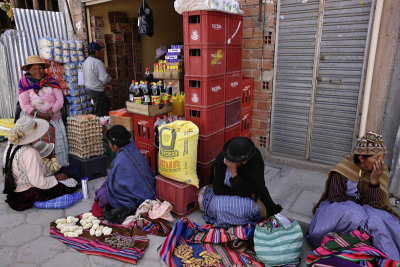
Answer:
254 216 303 266
158 120 199 187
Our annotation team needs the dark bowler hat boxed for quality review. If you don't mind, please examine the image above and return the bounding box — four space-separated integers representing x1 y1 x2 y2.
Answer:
106 125 131 144
223 137 256 163
88 42 105 51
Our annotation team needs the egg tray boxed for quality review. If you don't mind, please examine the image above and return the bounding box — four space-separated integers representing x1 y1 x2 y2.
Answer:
67 132 102 139
68 143 102 150
67 127 102 135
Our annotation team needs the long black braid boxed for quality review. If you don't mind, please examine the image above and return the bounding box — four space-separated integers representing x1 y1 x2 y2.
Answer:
3 144 22 194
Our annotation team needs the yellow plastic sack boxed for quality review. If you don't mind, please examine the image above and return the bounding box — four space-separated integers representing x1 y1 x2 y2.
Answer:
158 120 199 187
0 119 14 137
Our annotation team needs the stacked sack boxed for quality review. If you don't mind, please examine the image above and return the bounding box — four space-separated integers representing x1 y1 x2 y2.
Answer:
67 115 103 159
64 62 93 116
39 37 85 64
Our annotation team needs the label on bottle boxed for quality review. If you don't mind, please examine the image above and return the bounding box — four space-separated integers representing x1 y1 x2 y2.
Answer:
161 93 171 103
129 94 134 102
151 95 161 105
144 95 151 103
134 97 142 104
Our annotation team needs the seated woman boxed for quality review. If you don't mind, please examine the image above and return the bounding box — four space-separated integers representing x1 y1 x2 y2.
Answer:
199 137 282 228
307 131 400 260
3 117 77 211
94 125 156 220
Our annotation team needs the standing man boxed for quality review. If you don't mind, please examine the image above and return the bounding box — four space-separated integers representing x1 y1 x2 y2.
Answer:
82 42 112 117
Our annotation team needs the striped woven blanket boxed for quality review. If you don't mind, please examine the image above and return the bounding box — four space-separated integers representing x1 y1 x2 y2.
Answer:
158 217 297 267
306 230 400 267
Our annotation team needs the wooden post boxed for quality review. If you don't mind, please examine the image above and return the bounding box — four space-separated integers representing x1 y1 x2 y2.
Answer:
33 0 39 10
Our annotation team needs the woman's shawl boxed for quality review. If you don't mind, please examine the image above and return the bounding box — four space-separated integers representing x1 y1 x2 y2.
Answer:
106 141 156 209
19 74 61 94
313 155 399 220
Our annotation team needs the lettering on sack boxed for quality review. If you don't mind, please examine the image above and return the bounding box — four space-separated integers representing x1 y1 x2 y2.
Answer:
243 85 250 91
211 85 221 92
159 158 181 170
191 93 199 103
138 120 148 125
211 50 223 65
212 24 222 30
242 113 249 120
159 150 179 158
230 81 239 87
191 30 199 41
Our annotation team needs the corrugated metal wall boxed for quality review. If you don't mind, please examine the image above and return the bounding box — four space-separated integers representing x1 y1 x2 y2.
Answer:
271 0 373 164
0 9 67 118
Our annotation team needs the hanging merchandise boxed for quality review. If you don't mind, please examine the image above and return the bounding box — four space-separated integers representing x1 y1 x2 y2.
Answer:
138 0 153 37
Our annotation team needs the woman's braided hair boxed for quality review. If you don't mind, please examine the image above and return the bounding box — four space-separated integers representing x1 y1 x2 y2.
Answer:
3 144 22 194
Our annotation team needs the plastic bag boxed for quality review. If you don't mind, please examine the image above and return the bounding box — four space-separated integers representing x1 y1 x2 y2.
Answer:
39 36 54 48
138 0 153 37
39 47 54 61
158 120 199 187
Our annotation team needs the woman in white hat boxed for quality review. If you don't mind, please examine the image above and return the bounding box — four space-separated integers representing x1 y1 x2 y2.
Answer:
18 55 69 167
3 116 77 211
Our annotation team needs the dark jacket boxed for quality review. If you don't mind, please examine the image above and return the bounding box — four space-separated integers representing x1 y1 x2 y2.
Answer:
211 150 282 217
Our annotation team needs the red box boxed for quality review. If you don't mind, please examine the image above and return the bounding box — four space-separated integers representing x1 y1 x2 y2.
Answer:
198 129 224 164
227 14 243 46
184 45 226 76
133 114 163 145
156 175 198 216
183 11 227 45
225 98 241 127
185 103 225 136
242 77 254 110
241 107 252 137
136 141 158 174
185 75 225 107
225 72 241 102
224 122 241 143
197 162 213 187
226 45 242 73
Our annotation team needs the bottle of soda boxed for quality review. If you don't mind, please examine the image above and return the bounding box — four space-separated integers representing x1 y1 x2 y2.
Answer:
151 82 160 105
161 82 173 103
142 81 151 105
128 80 135 102
144 67 153 84
157 81 164 94
133 82 142 104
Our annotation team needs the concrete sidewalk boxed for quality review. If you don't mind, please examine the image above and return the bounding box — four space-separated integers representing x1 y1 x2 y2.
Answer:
0 141 328 267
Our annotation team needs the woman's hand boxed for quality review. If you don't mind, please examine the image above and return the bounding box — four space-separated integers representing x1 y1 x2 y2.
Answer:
224 158 240 178
370 159 384 185
39 111 53 121
55 173 67 181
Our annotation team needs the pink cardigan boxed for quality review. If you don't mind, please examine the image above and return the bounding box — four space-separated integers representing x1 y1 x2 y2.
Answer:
19 87 64 121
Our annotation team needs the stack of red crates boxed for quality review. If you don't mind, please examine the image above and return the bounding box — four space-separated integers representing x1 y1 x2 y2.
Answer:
183 11 243 186
241 77 254 139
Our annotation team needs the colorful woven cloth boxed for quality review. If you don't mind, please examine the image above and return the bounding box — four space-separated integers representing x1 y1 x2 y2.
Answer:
34 192 81 209
159 217 272 267
19 74 61 94
306 230 400 266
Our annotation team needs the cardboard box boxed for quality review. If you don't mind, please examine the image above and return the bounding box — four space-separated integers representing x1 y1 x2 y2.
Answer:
110 22 130 33
91 27 104 40
109 114 134 131
105 33 124 43
108 12 127 23
90 16 104 27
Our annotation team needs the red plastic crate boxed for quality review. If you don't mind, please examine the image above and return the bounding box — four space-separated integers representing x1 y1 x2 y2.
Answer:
242 77 254 110
133 114 163 145
185 75 225 107
225 72 242 102
241 107 252 137
225 98 241 127
184 44 226 76
135 141 158 174
197 161 214 187
155 175 198 216
183 11 227 45
198 129 224 164
226 45 242 73
227 14 243 46
224 122 241 143
185 103 225 136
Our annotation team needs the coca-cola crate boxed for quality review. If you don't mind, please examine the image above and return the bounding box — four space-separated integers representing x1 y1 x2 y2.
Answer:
225 98 241 127
185 103 225 136
241 107 252 137
133 114 163 145
198 129 224 164
224 122 241 143
155 175 198 217
183 11 227 45
225 72 242 102
227 14 243 45
185 75 225 107
197 161 214 187
136 141 158 174
242 77 254 110
184 44 226 76
226 45 242 73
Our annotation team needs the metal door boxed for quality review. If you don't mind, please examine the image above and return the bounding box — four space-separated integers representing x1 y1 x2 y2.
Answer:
271 0 373 164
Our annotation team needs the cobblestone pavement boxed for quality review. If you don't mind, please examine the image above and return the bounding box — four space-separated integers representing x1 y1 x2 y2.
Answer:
0 140 330 266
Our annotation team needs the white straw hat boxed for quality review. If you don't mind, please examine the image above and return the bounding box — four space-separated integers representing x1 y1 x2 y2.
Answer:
33 141 54 158
7 117 49 145
21 55 50 71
